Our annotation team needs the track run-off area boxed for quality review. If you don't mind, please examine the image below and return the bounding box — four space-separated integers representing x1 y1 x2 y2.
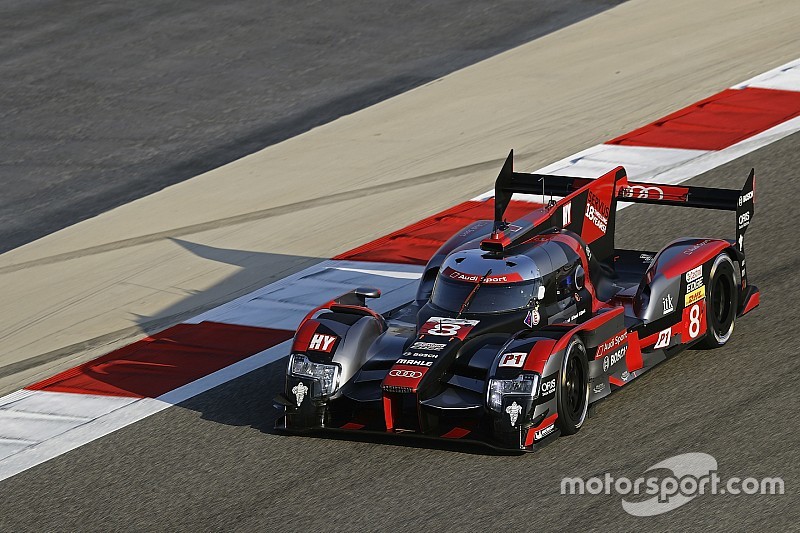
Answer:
1 0 799 530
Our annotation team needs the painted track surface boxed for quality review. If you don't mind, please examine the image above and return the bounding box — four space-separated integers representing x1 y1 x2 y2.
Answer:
0 0 622 253
1 0 799 530
0 136 797 530
2 0 799 397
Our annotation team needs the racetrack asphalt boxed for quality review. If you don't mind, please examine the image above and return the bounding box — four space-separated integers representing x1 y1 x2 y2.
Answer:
0 134 796 531
0 0 623 254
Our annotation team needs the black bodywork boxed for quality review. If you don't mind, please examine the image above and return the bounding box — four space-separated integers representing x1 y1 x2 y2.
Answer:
275 152 759 450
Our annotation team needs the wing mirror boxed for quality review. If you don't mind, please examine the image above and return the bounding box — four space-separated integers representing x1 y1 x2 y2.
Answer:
333 287 382 307
354 287 381 300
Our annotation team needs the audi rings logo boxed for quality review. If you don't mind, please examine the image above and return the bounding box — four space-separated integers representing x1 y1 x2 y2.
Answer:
622 185 664 200
389 369 423 378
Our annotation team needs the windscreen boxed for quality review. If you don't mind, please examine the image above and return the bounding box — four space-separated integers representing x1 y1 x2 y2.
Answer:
431 275 539 314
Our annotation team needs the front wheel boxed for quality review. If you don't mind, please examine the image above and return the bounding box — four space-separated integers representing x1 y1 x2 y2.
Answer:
699 253 738 348
556 337 590 435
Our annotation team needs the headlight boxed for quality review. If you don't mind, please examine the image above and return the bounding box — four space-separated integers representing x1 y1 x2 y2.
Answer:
487 374 540 412
289 354 340 397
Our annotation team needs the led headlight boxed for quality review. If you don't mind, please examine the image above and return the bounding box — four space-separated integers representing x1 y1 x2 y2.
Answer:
487 374 540 412
289 354 341 397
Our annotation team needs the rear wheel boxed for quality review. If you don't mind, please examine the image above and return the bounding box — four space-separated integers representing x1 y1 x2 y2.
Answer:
699 253 738 348
556 337 590 435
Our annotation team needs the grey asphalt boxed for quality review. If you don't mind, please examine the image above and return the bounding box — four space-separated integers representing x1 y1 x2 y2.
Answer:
0 0 623 254
0 135 796 531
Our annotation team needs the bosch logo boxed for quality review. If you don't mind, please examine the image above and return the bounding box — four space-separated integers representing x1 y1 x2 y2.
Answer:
389 369 422 379
603 346 627 372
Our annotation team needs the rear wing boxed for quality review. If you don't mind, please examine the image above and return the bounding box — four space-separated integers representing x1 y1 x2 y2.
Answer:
491 150 755 258
617 168 755 253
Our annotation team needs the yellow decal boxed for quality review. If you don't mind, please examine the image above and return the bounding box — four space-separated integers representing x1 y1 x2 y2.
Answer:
685 286 706 306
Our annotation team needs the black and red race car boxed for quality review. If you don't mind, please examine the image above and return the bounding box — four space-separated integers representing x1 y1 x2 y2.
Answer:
274 151 759 451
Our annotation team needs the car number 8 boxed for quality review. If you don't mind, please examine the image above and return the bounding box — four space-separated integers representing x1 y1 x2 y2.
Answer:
688 304 701 339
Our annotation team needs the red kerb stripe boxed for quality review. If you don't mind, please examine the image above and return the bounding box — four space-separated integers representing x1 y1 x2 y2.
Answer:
27 322 293 398
607 87 800 151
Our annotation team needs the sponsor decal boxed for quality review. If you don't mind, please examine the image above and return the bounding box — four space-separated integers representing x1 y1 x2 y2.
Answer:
442 267 523 284
563 202 572 226
389 369 423 379
622 185 665 200
739 190 753 206
524 308 540 328
597 332 628 358
640 253 655 262
409 342 447 351
292 381 308 406
686 265 703 283
685 286 706 306
540 377 556 396
506 401 523 426
593 383 606 393
507 224 523 233
738 212 751 230
457 224 485 238
741 256 747 287
603 346 627 372
395 358 433 367
654 328 672 349
621 371 630 382
683 239 711 255
586 245 592 261
308 333 337 353
422 317 479 338
585 190 609 233
534 424 556 441
401 352 438 359
499 352 527 368
686 278 704 293
662 294 675 314
568 309 586 322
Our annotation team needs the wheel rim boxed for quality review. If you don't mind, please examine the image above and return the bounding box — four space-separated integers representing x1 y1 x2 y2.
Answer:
708 254 737 344
564 343 587 420
712 273 731 323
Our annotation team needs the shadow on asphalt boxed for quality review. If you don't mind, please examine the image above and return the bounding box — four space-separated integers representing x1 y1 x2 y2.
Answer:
123 238 325 338
177 356 525 457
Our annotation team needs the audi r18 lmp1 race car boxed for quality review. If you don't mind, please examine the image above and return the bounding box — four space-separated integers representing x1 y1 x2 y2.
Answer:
274 151 759 451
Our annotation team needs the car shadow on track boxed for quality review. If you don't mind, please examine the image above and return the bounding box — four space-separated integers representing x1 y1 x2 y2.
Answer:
171 349 526 456
130 238 326 332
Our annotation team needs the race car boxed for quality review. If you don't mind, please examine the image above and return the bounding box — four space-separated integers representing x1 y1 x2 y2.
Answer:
274 151 759 451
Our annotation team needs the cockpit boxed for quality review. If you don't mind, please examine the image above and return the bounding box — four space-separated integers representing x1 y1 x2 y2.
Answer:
429 250 543 314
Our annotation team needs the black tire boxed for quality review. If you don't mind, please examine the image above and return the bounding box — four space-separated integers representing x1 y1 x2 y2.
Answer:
556 336 590 435
699 253 738 348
